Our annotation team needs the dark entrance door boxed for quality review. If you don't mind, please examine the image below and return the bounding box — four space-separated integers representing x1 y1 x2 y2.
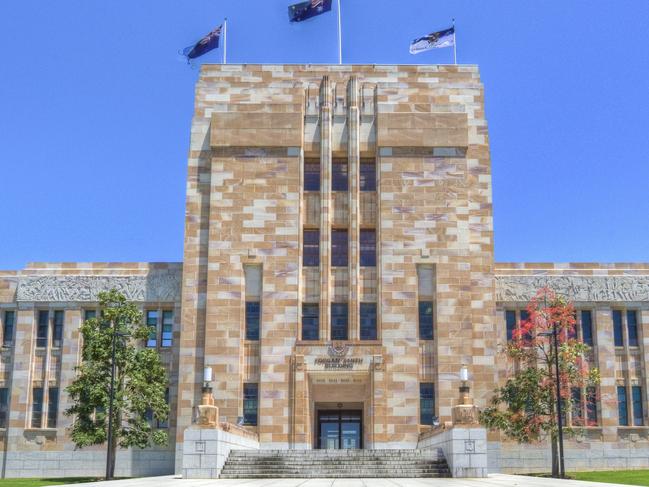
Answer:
317 410 362 449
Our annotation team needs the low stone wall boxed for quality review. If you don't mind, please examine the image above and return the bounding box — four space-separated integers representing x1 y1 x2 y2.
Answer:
417 426 488 478
182 423 259 479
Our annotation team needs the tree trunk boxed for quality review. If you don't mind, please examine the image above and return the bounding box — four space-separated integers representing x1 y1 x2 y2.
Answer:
109 438 117 479
550 433 559 478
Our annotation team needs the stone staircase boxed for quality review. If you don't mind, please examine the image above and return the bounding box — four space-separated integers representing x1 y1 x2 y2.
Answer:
220 449 450 478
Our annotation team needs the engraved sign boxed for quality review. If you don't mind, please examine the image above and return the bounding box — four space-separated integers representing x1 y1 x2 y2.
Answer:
314 357 363 370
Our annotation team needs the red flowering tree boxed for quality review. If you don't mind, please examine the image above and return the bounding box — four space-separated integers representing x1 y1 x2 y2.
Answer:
480 287 600 477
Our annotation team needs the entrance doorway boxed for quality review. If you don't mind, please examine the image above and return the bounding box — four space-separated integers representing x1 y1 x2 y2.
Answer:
317 410 362 449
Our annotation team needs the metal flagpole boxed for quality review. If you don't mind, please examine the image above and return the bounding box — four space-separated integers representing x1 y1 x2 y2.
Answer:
223 18 227 64
337 0 342 64
452 18 457 65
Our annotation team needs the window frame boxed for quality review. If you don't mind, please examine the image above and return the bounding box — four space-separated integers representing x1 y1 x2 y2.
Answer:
245 302 261 341
2 310 15 347
330 303 349 341
243 383 259 426
332 159 348 191
359 160 376 191
331 229 348 267
359 229 376 267
301 303 319 341
304 159 320 191
418 301 434 340
161 310 174 347
420 382 435 425
303 229 320 267
145 310 158 348
359 303 377 340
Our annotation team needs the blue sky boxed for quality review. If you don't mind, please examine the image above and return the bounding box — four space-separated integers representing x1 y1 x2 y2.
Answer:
1 0 648 269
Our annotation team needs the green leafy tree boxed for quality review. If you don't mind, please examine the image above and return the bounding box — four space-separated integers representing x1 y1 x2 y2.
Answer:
65 289 169 478
480 287 600 477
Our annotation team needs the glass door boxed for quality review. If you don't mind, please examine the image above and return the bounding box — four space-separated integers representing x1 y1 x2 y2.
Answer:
317 410 362 449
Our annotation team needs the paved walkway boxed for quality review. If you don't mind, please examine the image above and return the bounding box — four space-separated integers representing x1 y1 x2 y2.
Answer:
68 474 628 487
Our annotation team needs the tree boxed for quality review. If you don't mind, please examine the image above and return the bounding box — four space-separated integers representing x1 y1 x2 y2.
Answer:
480 287 600 477
65 289 169 478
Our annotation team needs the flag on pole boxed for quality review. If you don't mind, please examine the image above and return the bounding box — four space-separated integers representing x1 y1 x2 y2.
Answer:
289 0 332 22
182 24 223 60
409 26 455 54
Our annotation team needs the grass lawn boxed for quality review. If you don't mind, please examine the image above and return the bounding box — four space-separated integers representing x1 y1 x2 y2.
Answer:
0 479 101 486
571 470 649 486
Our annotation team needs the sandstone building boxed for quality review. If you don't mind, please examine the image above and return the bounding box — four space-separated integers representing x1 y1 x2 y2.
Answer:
1 64 648 478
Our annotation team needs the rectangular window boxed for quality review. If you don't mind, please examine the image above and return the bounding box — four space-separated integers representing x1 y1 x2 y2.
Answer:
613 310 624 347
632 386 644 426
419 301 434 340
627 310 639 347
567 311 578 340
420 383 435 425
618 385 629 426
0 388 8 428
586 386 598 426
47 387 59 428
331 303 348 340
84 309 96 321
3 310 15 347
581 310 593 346
571 387 583 424
32 387 44 428
360 161 376 191
302 304 319 341
37 311 49 348
505 310 516 342
303 229 320 267
360 303 377 340
52 310 64 347
146 311 158 348
331 230 348 267
245 302 260 341
243 383 258 426
359 229 376 267
332 160 348 191
520 309 531 341
161 310 173 347
304 160 320 191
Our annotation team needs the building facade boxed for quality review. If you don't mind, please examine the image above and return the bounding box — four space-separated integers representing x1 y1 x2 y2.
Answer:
1 64 648 478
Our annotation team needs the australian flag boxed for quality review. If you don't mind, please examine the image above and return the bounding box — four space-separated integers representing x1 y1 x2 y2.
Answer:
409 26 455 54
289 0 332 22
183 24 222 60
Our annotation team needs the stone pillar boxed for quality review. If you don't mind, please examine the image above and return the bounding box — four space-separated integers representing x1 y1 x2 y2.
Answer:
595 306 618 441
347 76 361 341
370 354 386 448
290 354 309 448
319 76 332 341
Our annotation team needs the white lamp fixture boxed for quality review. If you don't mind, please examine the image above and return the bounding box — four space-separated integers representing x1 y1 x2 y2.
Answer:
460 365 469 382
203 366 213 384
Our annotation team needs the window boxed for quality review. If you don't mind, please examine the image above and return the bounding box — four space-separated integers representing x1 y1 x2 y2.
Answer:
0 388 8 428
161 310 173 347
613 310 624 347
84 309 96 321
53 310 64 347
302 304 319 341
360 303 377 340
432 147 466 157
331 303 348 340
303 229 320 267
47 387 59 428
581 310 593 346
505 310 516 342
618 386 628 426
331 230 348 267
304 160 320 191
419 302 434 340
571 387 583 424
520 309 531 341
36 311 48 348
332 160 348 191
360 161 376 191
146 311 158 348
586 386 598 426
632 386 644 426
245 302 260 341
627 311 639 347
243 383 258 426
32 387 44 428
420 383 435 425
3 310 15 347
359 229 376 267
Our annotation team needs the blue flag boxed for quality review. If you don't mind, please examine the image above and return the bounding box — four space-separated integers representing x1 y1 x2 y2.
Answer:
410 27 455 54
288 0 332 22
183 24 223 60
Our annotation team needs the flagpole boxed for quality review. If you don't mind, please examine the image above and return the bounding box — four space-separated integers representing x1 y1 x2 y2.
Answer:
223 18 227 64
337 0 342 64
452 18 457 65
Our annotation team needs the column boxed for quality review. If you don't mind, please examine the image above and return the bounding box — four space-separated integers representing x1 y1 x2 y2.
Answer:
319 76 332 341
347 76 361 340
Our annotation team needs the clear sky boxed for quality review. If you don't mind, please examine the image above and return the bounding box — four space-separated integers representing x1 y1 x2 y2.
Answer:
1 0 648 269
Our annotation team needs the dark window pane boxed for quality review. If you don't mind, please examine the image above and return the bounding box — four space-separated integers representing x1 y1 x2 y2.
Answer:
633 386 644 426
571 387 583 424
37 311 48 348
0 388 8 428
47 387 59 428
627 310 639 347
359 230 376 267
32 387 44 428
302 304 319 340
53 310 64 347
245 302 260 341
419 302 434 340
162 310 173 347
243 383 258 425
618 386 628 426
520 310 532 341
567 311 578 340
331 230 348 267
613 310 624 347
332 161 348 191
420 383 435 425
304 160 320 191
3 311 15 347
360 162 376 191
505 310 516 342
84 310 96 321
581 310 593 346
331 303 348 340
146 310 158 348
303 229 320 267
360 303 377 340
586 386 598 426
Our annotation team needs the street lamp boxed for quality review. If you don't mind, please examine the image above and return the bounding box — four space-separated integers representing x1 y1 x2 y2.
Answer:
106 324 129 481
